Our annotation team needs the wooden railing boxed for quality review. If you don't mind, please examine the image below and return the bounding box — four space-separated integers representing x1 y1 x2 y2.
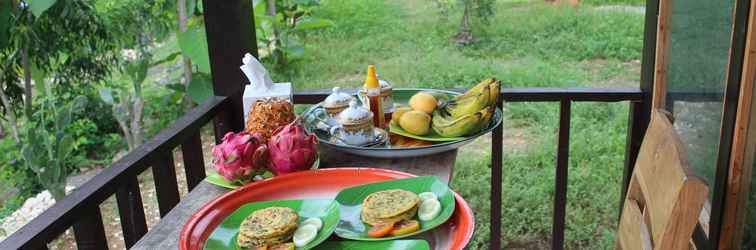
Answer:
0 87 650 250
0 96 229 249
493 87 645 249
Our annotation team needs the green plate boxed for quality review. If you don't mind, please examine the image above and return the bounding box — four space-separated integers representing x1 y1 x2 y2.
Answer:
206 159 320 189
387 89 472 142
312 240 430 250
333 176 455 241
204 199 339 250
389 122 466 142
205 171 245 189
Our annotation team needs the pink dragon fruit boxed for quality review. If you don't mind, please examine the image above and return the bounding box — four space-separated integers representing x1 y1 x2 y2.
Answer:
267 122 319 175
212 132 268 182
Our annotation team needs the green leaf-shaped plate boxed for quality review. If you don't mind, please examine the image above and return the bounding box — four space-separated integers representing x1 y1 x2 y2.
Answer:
389 122 466 142
204 199 339 250
312 240 430 250
333 176 455 241
205 171 245 189
206 159 320 189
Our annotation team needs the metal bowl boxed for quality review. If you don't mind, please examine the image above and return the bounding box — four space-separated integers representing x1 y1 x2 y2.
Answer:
302 88 503 158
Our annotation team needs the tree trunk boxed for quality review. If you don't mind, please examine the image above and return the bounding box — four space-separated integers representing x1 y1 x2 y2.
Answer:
131 96 144 148
21 46 32 118
177 0 192 88
266 0 287 67
0 81 19 142
453 3 474 45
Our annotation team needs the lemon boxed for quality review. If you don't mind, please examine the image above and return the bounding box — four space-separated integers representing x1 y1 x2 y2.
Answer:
399 110 431 135
418 199 441 221
418 192 438 201
293 224 318 247
409 92 438 114
301 217 323 231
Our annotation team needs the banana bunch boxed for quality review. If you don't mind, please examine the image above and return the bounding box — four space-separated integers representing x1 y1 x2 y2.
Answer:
432 78 500 137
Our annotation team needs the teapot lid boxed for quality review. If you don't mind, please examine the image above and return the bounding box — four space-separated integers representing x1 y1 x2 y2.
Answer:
379 79 392 91
323 87 354 108
338 100 372 124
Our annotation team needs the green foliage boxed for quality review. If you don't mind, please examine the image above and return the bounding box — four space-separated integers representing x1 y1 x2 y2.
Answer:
26 0 56 17
94 0 175 48
0 149 42 222
0 0 11 50
458 0 496 23
177 24 210 73
21 95 87 201
0 0 118 116
186 72 213 104
0 137 41 215
253 0 334 68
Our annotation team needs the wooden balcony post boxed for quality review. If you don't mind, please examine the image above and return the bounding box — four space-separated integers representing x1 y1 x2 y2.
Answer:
622 0 658 216
202 0 258 142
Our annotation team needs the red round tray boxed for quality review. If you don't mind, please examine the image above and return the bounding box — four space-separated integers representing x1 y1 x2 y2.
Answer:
179 168 474 250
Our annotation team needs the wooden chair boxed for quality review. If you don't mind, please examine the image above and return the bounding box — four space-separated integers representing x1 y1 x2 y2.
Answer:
615 110 709 250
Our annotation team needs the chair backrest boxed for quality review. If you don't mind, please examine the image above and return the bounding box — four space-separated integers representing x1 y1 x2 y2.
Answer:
615 109 709 250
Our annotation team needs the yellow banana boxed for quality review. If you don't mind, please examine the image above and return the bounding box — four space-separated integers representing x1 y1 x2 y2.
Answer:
445 84 490 118
466 78 496 96
432 111 483 137
475 106 495 131
460 78 500 107
488 79 501 107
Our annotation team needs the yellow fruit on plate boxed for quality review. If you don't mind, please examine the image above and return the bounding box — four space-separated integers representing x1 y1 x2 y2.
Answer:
399 110 431 136
391 106 413 126
409 92 438 114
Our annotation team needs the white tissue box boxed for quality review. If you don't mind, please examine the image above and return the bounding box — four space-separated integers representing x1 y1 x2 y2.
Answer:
243 82 293 123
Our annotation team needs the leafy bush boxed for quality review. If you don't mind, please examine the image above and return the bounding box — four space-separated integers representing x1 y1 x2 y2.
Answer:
63 87 122 164
0 137 42 221
253 0 335 69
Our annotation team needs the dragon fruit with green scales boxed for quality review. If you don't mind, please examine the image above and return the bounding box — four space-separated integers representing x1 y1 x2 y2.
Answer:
212 132 268 182
267 122 319 175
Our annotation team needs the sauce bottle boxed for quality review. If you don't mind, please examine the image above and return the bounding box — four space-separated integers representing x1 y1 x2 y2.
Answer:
364 65 385 128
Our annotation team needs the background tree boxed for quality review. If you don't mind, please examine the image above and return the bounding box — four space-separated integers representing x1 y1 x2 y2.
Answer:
96 0 175 150
0 0 117 132
452 0 495 45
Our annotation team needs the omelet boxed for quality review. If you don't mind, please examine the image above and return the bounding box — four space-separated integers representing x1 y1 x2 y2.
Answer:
362 203 418 225
237 207 299 248
361 189 420 226
237 227 295 248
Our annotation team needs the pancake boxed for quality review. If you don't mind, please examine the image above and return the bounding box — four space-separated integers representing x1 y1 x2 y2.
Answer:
362 189 420 219
361 203 418 226
236 227 295 248
238 207 299 240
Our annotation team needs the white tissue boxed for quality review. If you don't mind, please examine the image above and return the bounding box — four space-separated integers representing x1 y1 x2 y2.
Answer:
240 53 273 91
240 53 292 122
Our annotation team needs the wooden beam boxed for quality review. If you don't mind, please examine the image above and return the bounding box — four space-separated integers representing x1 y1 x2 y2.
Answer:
720 0 756 247
710 0 753 247
202 0 257 140
652 0 672 110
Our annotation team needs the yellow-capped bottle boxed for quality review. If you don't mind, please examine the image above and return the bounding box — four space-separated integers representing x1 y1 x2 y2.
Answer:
364 65 385 128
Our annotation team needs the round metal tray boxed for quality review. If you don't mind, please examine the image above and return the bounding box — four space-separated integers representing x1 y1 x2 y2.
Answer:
302 88 502 158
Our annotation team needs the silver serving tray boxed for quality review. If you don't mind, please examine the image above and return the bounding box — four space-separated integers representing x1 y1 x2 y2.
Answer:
302 88 503 158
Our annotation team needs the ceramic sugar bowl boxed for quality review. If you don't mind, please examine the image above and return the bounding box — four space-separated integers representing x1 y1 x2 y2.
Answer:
322 87 356 117
330 101 376 146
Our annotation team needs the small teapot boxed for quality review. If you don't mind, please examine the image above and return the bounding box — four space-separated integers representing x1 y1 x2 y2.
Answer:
330 101 376 146
322 87 355 117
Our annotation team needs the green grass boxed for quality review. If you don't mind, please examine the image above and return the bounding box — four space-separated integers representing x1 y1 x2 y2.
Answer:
264 0 644 248
268 0 643 90
582 0 646 6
